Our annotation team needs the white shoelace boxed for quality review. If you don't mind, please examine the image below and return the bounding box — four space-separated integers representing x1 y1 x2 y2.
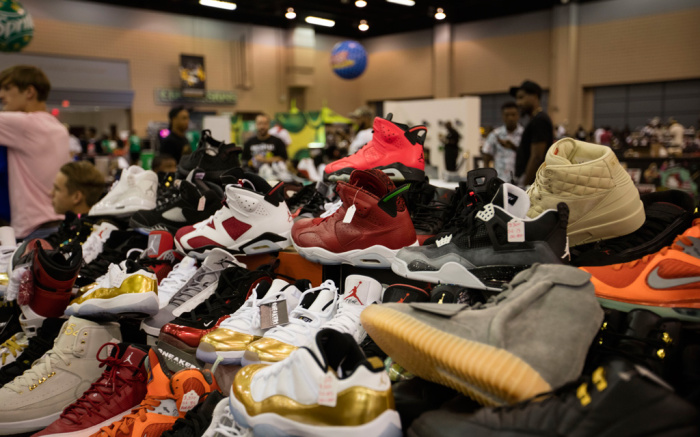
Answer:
265 309 319 344
323 303 364 335
4 347 71 393
212 405 249 437
220 302 260 330
320 200 343 218
158 258 198 307
81 227 114 264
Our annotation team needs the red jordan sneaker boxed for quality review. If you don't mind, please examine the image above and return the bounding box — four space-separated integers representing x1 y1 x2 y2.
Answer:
324 114 427 182
33 343 149 437
293 169 417 268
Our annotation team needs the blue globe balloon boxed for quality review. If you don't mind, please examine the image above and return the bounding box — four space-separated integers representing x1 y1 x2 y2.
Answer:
330 40 367 80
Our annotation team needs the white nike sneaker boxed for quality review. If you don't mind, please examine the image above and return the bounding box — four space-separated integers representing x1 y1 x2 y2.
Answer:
322 274 382 344
81 222 120 264
242 280 338 365
89 166 158 216
202 397 251 437
157 256 199 309
197 279 309 365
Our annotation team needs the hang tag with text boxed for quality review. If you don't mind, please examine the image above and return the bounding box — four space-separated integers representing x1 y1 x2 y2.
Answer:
197 196 206 211
318 372 338 407
343 204 356 223
180 390 200 412
259 300 289 330
507 219 525 242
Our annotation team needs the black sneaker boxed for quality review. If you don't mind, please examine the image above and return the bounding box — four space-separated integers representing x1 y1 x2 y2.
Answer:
572 190 696 266
161 390 225 437
158 264 275 352
0 317 64 388
393 183 570 290
405 178 452 244
130 178 224 234
408 359 700 437
0 299 21 345
74 231 148 289
45 212 96 248
156 171 179 208
428 284 497 306
177 130 242 182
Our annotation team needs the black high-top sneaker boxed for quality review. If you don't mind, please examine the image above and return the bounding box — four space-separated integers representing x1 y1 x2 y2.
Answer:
45 212 96 248
0 299 21 345
405 178 452 245
177 129 242 182
155 171 178 208
408 359 700 437
74 231 148 289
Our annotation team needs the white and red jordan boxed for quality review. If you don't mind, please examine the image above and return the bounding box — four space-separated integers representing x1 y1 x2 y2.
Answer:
323 114 427 182
175 170 293 257
322 274 382 343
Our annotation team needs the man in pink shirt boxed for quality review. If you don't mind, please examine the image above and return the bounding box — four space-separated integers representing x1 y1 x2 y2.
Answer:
0 65 70 240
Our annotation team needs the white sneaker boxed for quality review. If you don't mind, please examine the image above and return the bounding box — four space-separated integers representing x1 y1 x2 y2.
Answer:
297 158 322 182
527 138 645 246
322 274 382 344
257 164 277 182
157 256 199 309
242 280 338 365
202 397 251 437
89 166 158 216
0 316 122 434
141 248 240 336
229 328 402 437
65 261 159 317
81 222 119 264
0 332 28 368
197 279 307 365
175 172 293 256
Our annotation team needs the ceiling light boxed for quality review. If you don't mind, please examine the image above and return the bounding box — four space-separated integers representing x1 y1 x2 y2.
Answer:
386 0 415 6
358 20 369 31
355 0 367 7
305 16 335 27
199 0 236 10
435 7 446 19
285 7 296 19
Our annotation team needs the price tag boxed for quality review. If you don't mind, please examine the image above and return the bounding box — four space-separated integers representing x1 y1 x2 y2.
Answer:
259 300 289 329
318 372 338 407
180 390 200 412
197 196 206 211
507 219 525 242
343 204 356 224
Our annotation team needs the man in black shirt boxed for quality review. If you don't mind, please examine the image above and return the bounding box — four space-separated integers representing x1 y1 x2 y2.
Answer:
160 106 190 163
511 80 554 186
242 113 288 169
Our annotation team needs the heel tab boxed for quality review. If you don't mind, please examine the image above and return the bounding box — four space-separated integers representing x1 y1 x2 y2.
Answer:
405 126 427 146
378 183 411 217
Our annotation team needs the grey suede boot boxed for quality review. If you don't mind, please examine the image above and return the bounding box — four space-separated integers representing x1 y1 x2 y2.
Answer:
361 263 604 406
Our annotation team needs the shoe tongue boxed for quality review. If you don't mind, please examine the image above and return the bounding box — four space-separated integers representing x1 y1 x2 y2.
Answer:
53 316 98 354
490 183 530 218
342 275 381 306
146 231 174 258
348 169 395 197
201 248 236 270
144 348 174 398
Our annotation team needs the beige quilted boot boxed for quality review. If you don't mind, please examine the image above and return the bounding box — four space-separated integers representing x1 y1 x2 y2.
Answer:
527 138 644 246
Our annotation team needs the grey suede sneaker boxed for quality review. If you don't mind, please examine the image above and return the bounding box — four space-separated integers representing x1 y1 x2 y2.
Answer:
361 264 604 406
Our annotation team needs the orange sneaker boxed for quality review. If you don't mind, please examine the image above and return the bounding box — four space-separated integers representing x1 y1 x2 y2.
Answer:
90 348 219 437
581 220 700 322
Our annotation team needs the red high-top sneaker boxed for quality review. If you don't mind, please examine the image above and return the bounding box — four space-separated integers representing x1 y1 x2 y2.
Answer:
324 114 427 182
293 169 417 268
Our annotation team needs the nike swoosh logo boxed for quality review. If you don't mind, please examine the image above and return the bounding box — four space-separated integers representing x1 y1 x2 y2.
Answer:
647 267 700 289
203 320 214 327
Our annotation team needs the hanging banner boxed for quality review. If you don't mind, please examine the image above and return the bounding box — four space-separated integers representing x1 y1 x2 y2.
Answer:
179 54 206 98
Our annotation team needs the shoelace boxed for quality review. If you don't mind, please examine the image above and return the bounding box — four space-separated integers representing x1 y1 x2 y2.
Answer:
220 300 260 330
266 308 321 344
212 405 247 437
81 227 114 264
0 334 27 365
170 264 235 307
316 199 343 223
176 267 250 322
613 234 693 270
96 396 175 437
61 343 146 423
0 334 52 380
323 303 364 335
158 259 199 302
4 346 71 393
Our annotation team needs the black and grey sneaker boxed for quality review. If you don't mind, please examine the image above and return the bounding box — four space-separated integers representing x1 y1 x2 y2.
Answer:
392 183 570 290
177 130 242 182
74 231 148 289
572 190 696 266
408 359 700 437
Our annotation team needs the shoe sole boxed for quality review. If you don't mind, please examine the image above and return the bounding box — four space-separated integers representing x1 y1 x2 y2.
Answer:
390 258 511 291
64 292 159 318
31 408 133 437
293 241 418 269
597 297 700 323
176 232 291 259
157 331 201 353
0 410 62 435
229 387 403 437
360 304 551 406
325 163 425 183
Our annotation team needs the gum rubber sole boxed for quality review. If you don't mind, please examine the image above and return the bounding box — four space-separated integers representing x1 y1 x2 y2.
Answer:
361 305 551 406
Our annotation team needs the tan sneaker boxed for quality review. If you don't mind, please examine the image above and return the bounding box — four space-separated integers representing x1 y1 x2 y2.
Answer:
527 138 644 246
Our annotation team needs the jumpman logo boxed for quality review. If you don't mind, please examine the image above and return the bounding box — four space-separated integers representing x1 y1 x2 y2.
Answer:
345 282 363 305
147 236 160 256
123 352 134 365
397 292 410 303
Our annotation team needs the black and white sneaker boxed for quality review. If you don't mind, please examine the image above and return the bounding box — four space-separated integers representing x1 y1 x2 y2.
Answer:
177 130 242 182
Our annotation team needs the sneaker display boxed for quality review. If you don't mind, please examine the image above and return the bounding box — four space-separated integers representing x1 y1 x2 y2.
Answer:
156 256 199 309
527 138 645 247
197 279 309 365
65 260 159 317
571 189 696 266
141 249 240 336
33 343 149 437
89 166 158 217
293 169 418 268
242 279 339 365
130 177 224 234
177 129 242 181
201 396 251 437
229 328 402 437
361 264 604 406
175 170 293 256
321 275 382 343
158 264 274 353
0 332 28 368
0 316 122 434
82 222 120 264
408 359 699 437
324 113 427 182
581 220 700 322
161 390 225 437
75 231 149 290
91 348 219 437
0 317 64 388
392 183 570 290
